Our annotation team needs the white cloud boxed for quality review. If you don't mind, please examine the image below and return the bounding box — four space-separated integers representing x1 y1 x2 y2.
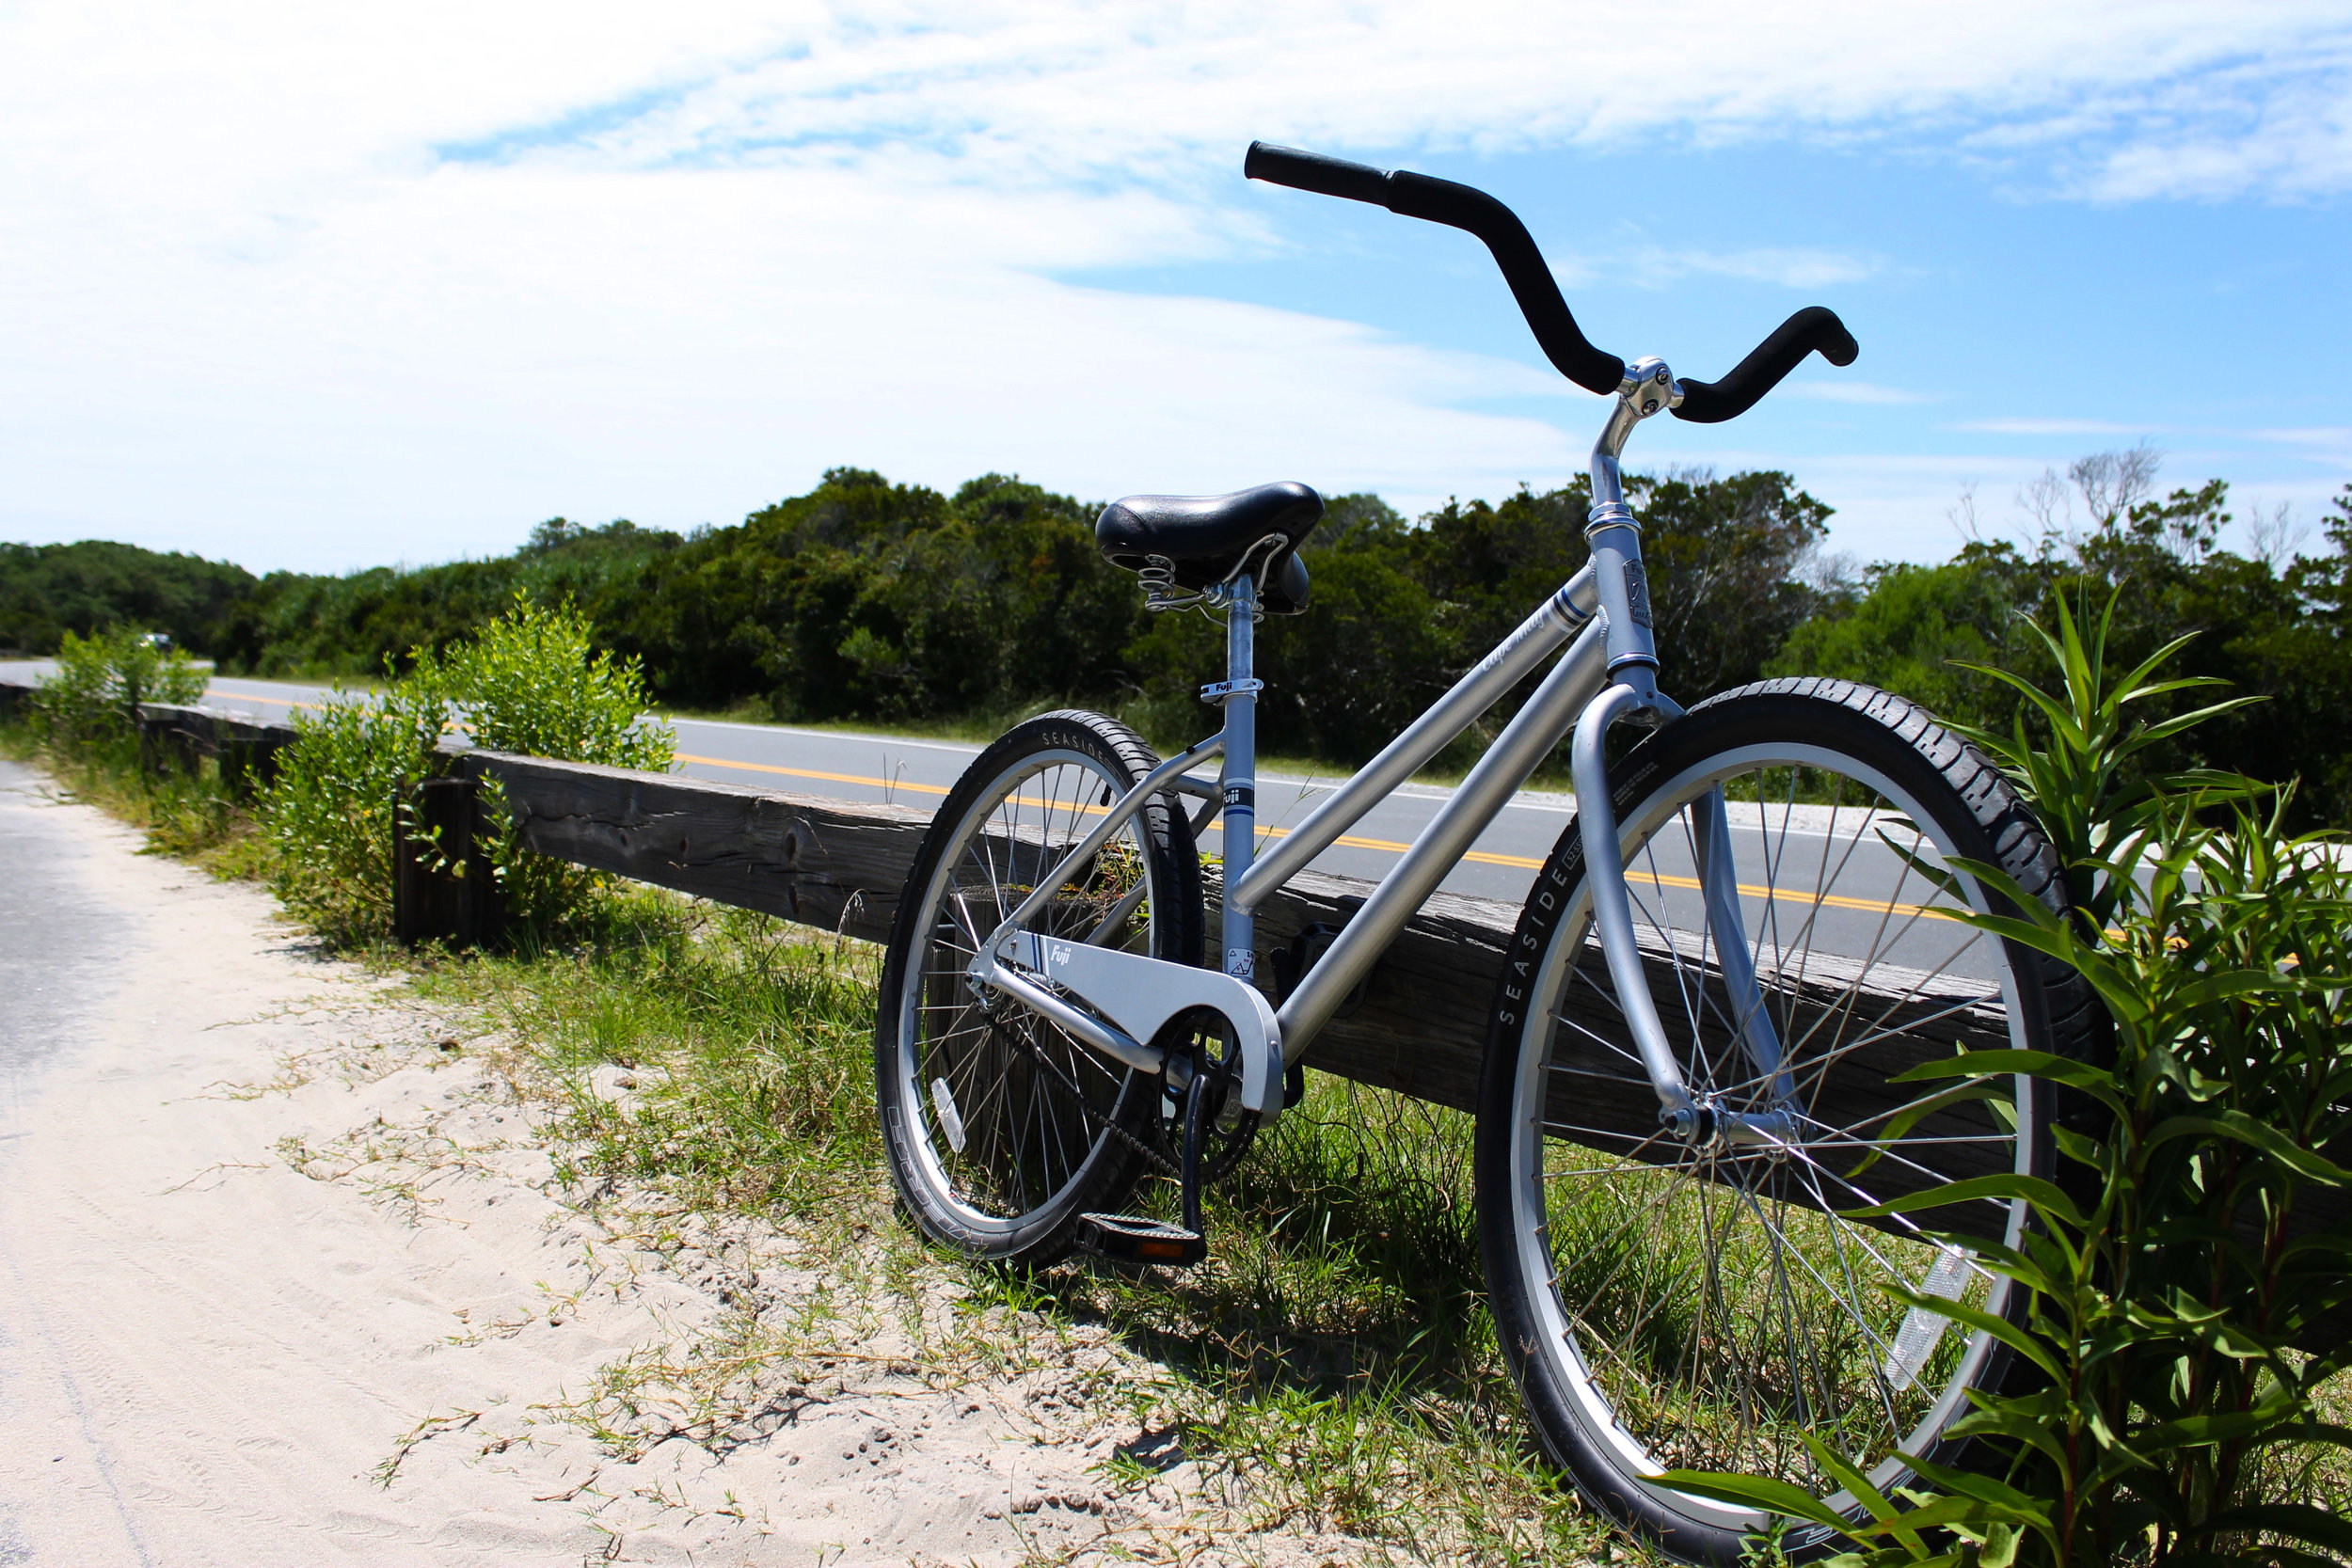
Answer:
2251 427 2352 466
3 2 2349 569
1554 245 1887 292
1950 418 2149 436
1783 381 1934 406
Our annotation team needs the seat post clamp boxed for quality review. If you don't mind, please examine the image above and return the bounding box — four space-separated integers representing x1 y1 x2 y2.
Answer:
1199 678 1266 705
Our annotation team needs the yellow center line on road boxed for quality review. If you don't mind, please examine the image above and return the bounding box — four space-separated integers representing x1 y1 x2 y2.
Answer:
674 751 1961 926
675 751 955 798
206 687 315 709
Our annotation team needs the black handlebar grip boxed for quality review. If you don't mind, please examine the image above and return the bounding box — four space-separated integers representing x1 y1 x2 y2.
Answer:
1672 306 1859 424
1243 142 1391 206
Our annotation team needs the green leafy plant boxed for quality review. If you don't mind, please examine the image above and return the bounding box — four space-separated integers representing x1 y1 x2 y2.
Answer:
31 625 207 756
1663 596 2352 1565
422 593 675 936
263 594 674 944
262 672 454 943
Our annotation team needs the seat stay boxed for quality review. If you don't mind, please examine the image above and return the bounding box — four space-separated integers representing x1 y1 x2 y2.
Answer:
981 732 1222 951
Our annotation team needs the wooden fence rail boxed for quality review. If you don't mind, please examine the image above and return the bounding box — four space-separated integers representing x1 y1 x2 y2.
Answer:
135 702 300 796
455 748 1583 1119
0 679 2138 1125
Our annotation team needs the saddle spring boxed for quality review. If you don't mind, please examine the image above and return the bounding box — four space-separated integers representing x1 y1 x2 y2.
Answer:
1138 536 1287 619
1136 554 1205 613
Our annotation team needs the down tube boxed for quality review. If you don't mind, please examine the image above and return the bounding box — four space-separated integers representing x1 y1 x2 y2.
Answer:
1275 619 1610 1057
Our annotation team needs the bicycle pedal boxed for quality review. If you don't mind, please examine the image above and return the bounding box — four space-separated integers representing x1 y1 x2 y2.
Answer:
1076 1212 1207 1267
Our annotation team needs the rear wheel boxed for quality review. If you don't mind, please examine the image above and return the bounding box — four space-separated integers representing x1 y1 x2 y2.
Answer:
1476 679 2098 1563
876 710 1201 1262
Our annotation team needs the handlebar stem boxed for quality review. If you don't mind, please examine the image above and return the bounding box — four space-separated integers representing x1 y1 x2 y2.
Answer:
1585 358 1680 705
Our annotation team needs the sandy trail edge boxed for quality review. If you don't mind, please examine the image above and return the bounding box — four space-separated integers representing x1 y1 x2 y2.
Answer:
0 764 1330 1568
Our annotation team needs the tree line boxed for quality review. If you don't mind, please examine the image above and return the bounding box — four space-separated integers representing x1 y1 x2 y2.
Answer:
8 458 2350 822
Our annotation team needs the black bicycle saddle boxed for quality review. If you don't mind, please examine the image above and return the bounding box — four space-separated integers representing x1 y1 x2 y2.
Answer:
1095 481 1320 612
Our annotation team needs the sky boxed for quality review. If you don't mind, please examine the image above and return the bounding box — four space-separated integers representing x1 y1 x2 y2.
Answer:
4 2 2349 575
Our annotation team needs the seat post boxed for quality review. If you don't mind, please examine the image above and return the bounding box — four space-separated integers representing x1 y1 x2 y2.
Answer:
1217 574 1261 984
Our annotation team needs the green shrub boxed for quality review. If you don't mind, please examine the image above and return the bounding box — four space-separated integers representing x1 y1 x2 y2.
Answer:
262 675 453 944
0 539 256 657
424 594 674 935
1669 598 2352 1566
31 626 207 756
262 594 674 945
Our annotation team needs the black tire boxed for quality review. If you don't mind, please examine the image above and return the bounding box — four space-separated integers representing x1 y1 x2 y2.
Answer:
876 710 1202 1263
1475 678 2099 1564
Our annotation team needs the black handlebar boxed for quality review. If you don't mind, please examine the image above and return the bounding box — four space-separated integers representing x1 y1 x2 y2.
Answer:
1245 141 1625 396
1244 140 1858 420
1672 306 1858 423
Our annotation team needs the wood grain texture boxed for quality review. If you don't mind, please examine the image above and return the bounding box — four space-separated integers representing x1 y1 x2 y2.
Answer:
461 751 928 943
134 703 297 795
469 750 2011 1131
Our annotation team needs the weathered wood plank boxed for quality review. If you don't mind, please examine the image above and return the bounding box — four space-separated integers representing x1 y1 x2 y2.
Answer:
463 749 1545 1109
465 750 2012 1144
462 751 927 943
135 702 298 795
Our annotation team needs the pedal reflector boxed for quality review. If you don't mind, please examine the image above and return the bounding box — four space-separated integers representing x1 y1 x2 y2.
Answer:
1077 1212 1206 1267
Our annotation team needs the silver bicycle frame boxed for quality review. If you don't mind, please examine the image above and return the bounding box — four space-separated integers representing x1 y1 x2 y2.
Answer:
974 356 1789 1138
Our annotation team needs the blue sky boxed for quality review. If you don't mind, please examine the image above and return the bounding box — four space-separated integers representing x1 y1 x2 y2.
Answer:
1187 137 2352 559
3 3 2348 574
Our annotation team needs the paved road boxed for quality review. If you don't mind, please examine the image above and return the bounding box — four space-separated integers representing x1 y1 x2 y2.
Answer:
0 662 1995 983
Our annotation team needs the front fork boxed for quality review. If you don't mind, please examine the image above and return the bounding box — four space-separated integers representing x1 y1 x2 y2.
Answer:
1570 687 1797 1149
1572 357 1796 1148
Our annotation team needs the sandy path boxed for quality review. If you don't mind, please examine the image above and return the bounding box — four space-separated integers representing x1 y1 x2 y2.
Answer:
0 762 1285 1567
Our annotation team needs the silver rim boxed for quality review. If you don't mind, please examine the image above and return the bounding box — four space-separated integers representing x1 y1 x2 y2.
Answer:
1507 741 2040 1534
893 744 1169 1240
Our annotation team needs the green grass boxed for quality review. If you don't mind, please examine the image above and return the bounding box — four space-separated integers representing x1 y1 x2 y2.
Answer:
407 898 883 1223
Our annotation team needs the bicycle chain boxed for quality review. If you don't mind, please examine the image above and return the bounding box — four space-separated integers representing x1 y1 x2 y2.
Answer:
985 1013 1181 1178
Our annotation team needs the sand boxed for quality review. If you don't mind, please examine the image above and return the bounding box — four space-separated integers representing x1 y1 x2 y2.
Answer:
0 763 1346 1567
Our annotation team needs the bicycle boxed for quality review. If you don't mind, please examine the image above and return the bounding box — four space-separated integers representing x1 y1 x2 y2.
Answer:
873 143 2098 1563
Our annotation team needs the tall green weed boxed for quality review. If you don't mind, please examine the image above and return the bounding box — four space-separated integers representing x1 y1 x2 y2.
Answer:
427 594 675 934
1670 598 2352 1566
262 675 454 942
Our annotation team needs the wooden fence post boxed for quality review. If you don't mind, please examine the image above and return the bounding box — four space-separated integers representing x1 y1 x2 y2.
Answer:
137 710 198 777
390 775 504 948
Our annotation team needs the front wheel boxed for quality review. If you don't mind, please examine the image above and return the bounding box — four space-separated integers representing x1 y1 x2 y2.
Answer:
1476 678 2100 1564
876 710 1202 1264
